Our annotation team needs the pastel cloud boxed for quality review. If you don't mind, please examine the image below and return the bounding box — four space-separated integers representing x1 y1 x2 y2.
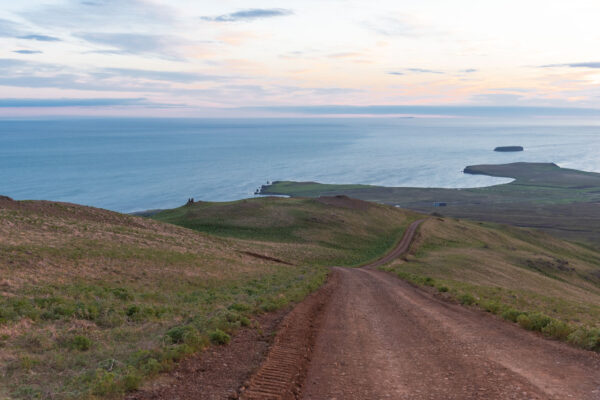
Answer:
542 62 600 69
0 17 61 42
2 1 600 116
201 8 293 22
75 32 187 59
0 98 150 107
13 50 43 54
18 34 61 42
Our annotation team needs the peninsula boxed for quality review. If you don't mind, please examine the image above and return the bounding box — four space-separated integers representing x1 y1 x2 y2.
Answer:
259 162 600 246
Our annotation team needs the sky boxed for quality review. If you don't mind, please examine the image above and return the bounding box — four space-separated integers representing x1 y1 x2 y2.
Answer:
2 0 600 117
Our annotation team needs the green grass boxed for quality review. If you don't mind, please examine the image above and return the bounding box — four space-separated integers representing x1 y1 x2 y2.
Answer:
380 216 600 352
260 163 600 247
152 196 419 267
1 195 417 399
0 199 329 399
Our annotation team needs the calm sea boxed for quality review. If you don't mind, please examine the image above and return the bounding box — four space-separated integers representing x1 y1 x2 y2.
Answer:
1 117 600 213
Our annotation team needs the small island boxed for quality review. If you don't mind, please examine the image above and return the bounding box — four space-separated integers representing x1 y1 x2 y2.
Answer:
494 146 523 152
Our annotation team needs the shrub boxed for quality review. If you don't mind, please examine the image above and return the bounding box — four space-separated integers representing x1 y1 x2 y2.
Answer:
437 286 449 293
423 277 435 287
527 313 553 332
501 308 522 323
209 329 230 345
228 303 251 312
19 356 38 372
260 301 278 312
481 300 501 314
542 320 574 340
121 367 142 391
140 358 162 376
110 287 133 301
126 305 140 317
165 325 195 344
458 293 475 305
92 370 119 396
517 314 532 330
97 309 124 328
567 327 600 351
71 335 92 351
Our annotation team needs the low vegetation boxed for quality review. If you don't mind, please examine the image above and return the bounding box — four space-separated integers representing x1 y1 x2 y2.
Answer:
381 216 600 351
260 163 600 246
0 198 328 399
151 195 420 267
0 195 415 399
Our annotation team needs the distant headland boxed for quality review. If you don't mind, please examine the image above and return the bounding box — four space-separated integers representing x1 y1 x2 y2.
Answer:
494 146 523 152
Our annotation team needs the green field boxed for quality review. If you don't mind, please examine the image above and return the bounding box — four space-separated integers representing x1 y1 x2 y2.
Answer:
260 162 600 246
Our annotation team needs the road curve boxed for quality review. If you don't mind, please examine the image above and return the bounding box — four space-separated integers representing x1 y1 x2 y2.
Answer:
361 218 426 269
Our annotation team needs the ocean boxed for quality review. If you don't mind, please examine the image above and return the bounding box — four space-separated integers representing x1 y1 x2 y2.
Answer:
1 117 600 213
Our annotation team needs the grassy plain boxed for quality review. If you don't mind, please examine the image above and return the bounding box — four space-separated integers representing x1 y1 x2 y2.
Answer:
260 162 600 246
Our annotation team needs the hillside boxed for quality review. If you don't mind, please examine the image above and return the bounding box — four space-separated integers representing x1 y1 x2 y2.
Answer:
153 195 600 346
4 193 600 399
384 216 600 337
0 195 416 399
0 197 331 399
151 196 420 266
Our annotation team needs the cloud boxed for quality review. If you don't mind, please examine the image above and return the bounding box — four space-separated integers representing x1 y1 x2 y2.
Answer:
0 58 229 92
21 0 175 29
18 34 61 42
13 50 42 54
407 68 443 74
97 68 221 83
327 52 362 59
462 69 477 73
75 32 186 59
469 93 526 105
0 98 149 107
0 18 19 37
201 8 293 22
362 16 420 37
242 105 600 117
541 62 600 69
0 18 61 41
388 71 404 76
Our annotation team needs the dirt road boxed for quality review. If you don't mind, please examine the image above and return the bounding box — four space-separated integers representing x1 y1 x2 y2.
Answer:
362 219 426 269
302 267 600 399
243 219 600 400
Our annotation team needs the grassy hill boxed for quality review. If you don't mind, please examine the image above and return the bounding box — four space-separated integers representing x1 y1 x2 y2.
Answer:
4 191 600 399
151 196 420 267
259 162 600 246
152 195 600 349
0 195 416 399
0 198 329 399
383 216 600 348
